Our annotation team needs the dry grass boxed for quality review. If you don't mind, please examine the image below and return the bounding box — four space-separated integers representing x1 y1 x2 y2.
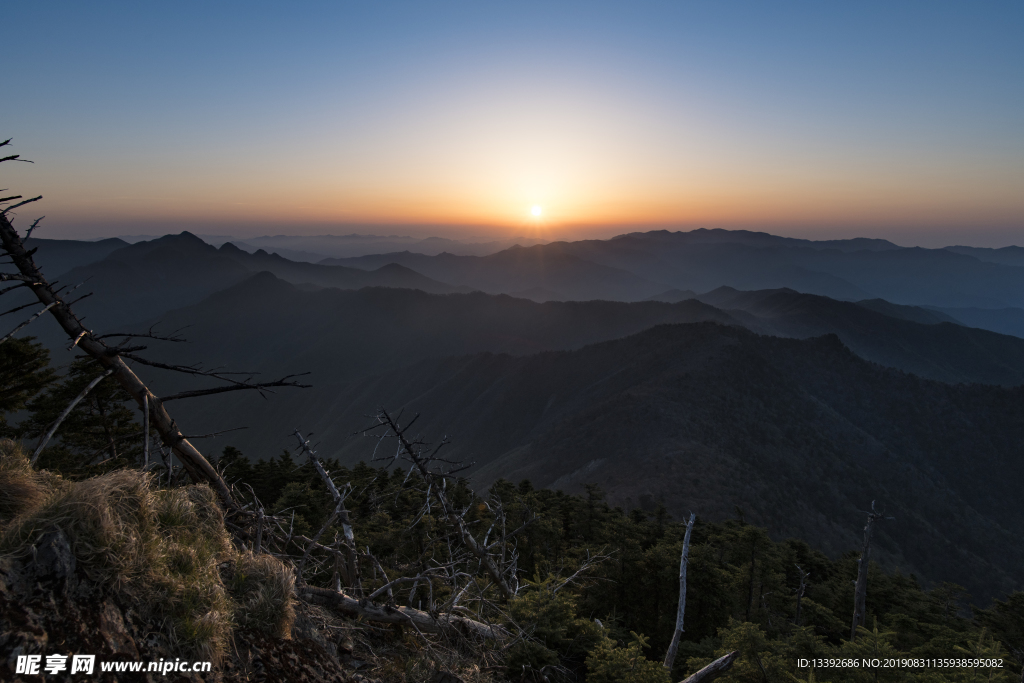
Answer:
0 439 66 523
230 550 297 637
0 440 296 663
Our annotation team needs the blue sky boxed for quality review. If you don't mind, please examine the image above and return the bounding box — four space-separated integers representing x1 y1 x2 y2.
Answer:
5 1 1023 246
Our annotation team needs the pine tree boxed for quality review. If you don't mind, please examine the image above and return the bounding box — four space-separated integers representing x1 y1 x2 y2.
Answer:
21 357 143 475
0 336 56 437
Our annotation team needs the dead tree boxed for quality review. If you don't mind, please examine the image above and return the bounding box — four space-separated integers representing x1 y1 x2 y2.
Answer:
663 511 696 671
225 427 511 644
680 651 739 683
794 564 809 626
363 407 526 602
850 500 892 640
292 430 362 594
0 138 309 507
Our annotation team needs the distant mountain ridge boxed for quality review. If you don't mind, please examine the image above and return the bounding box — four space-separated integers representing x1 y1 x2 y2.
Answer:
325 228 1024 314
322 245 666 302
33 232 464 331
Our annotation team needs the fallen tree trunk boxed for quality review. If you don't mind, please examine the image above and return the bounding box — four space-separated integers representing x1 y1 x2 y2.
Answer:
298 586 507 641
679 651 739 683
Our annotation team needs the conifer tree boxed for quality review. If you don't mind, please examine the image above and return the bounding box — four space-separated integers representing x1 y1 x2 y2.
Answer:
20 357 143 474
0 336 55 436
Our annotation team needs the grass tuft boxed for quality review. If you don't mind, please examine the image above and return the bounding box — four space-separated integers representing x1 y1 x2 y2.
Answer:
0 440 296 663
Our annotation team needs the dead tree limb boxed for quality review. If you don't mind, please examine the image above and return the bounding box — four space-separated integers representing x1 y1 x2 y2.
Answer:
664 512 696 671
31 367 115 464
0 301 56 344
0 273 37 283
299 585 507 641
679 651 739 683
1 195 42 215
160 375 311 402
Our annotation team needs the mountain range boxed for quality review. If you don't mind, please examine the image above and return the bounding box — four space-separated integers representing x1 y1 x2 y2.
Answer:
16 228 1024 599
326 229 1024 328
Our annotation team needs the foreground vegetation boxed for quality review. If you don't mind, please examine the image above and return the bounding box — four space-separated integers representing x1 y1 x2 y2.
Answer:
211 448 1024 682
2 336 1022 682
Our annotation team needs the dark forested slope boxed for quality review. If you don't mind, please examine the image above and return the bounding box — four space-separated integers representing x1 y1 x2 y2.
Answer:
324 323 1024 600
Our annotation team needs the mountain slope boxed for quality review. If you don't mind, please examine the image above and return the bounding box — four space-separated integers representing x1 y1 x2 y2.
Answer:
693 287 1024 385
100 274 1024 480
29 237 129 276
328 323 1024 600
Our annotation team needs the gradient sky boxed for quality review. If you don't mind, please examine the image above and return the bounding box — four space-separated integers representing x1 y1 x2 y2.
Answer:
5 1 1024 246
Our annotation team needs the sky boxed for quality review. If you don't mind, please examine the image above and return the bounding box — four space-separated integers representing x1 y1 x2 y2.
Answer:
4 1 1024 246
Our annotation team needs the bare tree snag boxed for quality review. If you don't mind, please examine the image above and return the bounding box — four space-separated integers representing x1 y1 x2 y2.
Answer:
664 512 696 671
679 651 739 683
850 500 891 640
292 430 362 595
795 564 809 626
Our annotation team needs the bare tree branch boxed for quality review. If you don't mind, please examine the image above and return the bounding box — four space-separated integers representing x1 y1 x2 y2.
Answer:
24 216 43 239
180 426 248 439
299 585 507 641
31 367 115 464
0 301 57 344
160 375 312 402
1 195 42 215
367 408 518 601
0 272 37 283
95 325 189 342
292 430 363 595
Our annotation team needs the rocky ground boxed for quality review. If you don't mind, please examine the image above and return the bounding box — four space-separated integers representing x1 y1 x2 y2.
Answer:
0 526 378 682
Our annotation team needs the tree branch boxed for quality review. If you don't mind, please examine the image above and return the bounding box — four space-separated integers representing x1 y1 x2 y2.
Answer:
160 375 312 402
31 367 115 464
0 301 57 344
298 585 507 641
1 195 42 215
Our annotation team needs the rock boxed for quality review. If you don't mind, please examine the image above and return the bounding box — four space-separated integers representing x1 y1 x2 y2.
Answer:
99 600 140 658
33 528 75 582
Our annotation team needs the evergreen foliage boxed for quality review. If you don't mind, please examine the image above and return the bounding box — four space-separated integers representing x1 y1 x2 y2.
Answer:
19 357 144 475
212 448 1024 682
0 336 55 437
2 340 1022 681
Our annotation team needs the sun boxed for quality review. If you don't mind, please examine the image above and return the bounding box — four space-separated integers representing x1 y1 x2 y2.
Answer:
530 205 543 217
